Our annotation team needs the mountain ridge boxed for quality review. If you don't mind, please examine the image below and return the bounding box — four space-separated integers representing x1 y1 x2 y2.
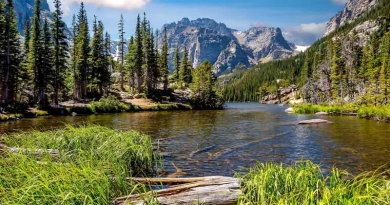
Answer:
159 17 295 75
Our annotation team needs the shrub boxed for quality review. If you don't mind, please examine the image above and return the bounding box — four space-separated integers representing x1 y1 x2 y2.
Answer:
89 95 130 113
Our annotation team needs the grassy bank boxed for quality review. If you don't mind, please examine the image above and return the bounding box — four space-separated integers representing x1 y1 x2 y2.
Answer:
292 104 390 121
0 125 158 204
238 161 390 204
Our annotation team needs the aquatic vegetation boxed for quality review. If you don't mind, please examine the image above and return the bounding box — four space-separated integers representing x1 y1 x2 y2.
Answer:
293 103 390 121
0 125 158 204
238 161 390 205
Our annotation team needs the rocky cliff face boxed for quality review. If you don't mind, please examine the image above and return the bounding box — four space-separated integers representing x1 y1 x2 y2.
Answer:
13 0 53 35
160 18 294 75
323 0 378 36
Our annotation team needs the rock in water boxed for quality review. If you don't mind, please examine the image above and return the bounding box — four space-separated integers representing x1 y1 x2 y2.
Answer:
315 112 328 115
298 119 332 125
285 108 293 113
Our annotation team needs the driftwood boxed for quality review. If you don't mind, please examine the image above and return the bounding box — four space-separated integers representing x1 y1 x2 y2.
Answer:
114 176 241 205
0 144 59 157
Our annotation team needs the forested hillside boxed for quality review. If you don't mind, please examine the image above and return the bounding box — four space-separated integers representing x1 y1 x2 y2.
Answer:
0 0 223 111
223 0 390 104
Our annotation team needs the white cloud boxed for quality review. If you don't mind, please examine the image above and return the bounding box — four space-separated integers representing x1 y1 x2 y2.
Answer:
332 0 349 5
283 22 328 46
54 0 151 16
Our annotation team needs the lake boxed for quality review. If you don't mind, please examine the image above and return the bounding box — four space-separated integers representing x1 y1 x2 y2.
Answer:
1 103 390 176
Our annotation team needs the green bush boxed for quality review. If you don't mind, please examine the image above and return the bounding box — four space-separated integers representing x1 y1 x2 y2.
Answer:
89 95 130 113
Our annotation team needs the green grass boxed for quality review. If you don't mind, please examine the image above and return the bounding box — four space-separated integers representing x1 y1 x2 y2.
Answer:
0 113 23 121
0 125 159 204
292 104 390 121
238 161 390 205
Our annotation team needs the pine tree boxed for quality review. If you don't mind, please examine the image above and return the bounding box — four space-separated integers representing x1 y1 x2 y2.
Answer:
118 14 125 90
70 14 78 100
126 36 136 90
23 20 31 58
153 29 160 89
367 33 381 105
134 14 143 93
52 0 69 105
330 37 344 100
104 32 112 92
90 17 106 95
173 44 180 82
141 13 149 92
75 2 90 99
0 0 4 99
161 27 169 90
379 32 390 104
27 0 43 105
38 18 53 108
179 47 191 86
1 0 21 105
146 27 158 92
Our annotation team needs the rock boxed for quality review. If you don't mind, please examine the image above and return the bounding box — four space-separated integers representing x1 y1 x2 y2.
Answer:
323 0 378 37
71 112 77 117
124 95 134 100
315 112 328 115
285 108 293 113
298 119 332 125
134 94 142 99
7 117 20 121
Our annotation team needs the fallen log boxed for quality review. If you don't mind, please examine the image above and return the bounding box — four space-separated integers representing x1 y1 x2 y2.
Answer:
114 176 241 205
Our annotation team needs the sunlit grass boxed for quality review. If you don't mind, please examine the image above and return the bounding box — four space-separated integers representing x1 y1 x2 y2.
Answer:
293 104 390 121
238 161 390 205
0 125 159 204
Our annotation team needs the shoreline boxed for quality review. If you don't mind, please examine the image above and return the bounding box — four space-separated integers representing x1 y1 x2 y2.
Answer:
288 104 390 123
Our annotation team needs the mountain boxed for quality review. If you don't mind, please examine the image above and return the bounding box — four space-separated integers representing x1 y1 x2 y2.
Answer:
159 18 295 75
222 0 389 102
323 0 378 36
13 0 53 35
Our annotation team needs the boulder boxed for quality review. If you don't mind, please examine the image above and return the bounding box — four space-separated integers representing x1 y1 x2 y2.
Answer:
285 108 293 113
71 112 77 117
298 119 332 125
315 112 328 115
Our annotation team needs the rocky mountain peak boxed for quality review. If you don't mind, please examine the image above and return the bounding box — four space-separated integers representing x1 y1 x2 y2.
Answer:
323 0 378 36
160 18 294 75
13 0 53 35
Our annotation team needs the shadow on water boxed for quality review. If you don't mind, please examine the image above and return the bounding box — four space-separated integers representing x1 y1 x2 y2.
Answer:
1 102 390 176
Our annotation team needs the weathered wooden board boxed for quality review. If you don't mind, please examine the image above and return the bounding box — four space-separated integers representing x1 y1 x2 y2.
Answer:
113 176 241 205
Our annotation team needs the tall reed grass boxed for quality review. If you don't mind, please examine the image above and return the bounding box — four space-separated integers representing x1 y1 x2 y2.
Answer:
238 161 390 205
0 125 158 204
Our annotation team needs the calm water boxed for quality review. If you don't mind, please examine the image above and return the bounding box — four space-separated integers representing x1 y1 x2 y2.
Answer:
1 103 390 176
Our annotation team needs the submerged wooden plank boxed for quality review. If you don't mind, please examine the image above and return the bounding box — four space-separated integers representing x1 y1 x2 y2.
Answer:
114 176 241 205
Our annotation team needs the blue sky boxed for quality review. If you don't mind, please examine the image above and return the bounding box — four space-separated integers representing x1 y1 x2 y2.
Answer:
56 0 348 46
